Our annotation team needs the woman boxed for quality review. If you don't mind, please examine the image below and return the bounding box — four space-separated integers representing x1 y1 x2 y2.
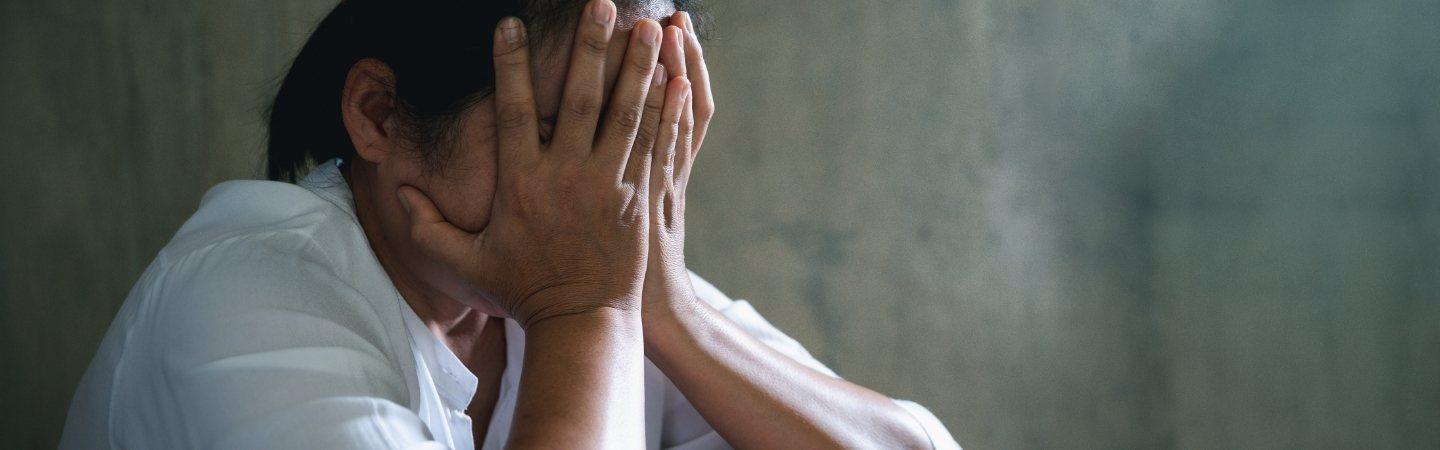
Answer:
61 0 959 448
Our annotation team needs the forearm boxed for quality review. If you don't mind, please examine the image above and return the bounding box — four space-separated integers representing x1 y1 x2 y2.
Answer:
509 308 646 449
644 299 932 449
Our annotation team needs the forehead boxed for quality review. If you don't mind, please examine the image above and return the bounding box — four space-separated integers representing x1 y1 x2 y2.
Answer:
529 2 679 120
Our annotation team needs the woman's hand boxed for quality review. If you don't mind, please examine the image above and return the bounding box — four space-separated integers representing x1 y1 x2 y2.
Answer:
397 6 687 330
641 12 716 324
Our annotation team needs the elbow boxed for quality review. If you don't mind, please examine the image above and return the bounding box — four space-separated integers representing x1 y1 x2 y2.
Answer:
832 426 930 450
882 417 935 450
872 401 937 450
823 407 935 450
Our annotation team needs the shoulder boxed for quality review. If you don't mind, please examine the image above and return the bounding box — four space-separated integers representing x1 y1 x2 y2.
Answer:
159 179 352 259
85 179 426 447
151 179 368 323
136 180 405 379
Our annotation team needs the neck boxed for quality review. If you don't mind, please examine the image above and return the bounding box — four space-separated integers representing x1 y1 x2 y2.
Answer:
343 161 490 344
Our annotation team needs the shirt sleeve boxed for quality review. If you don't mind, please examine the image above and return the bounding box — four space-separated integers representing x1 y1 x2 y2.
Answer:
658 270 961 450
141 236 444 449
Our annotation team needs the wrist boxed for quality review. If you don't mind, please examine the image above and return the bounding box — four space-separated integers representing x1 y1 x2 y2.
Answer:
511 303 646 449
526 305 645 345
521 296 643 329
641 267 697 319
514 287 642 330
641 284 703 354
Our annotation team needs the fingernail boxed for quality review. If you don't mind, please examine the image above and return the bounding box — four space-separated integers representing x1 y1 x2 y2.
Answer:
591 0 614 25
640 21 661 46
501 17 521 44
396 190 412 213
682 12 695 37
653 64 667 87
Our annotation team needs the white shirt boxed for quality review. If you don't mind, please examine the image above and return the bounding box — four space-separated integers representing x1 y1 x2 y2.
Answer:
60 160 959 449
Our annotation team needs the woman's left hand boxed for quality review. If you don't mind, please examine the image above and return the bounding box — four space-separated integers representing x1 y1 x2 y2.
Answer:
642 12 714 323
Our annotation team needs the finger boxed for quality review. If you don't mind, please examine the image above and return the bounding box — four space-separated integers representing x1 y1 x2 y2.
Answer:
624 65 666 186
397 186 477 271
552 0 617 154
678 12 714 150
674 85 697 195
595 19 662 164
651 76 690 214
659 25 686 82
492 17 540 162
662 23 695 191
600 30 630 105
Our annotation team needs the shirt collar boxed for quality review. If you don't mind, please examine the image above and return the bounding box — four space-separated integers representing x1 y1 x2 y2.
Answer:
295 158 356 217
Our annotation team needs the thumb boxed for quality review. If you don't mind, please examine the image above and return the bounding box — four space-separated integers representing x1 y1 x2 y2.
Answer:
397 185 476 270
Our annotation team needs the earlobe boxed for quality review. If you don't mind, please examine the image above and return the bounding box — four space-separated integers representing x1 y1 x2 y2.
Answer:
341 58 399 164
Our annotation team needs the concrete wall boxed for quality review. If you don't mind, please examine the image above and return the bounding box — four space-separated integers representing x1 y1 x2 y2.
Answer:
3 0 1436 448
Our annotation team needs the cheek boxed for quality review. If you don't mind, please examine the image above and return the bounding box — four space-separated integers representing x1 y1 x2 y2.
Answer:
426 103 499 234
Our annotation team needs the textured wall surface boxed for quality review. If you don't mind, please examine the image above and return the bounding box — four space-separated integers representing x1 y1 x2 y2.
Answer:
2 0 1437 448
0 1 339 447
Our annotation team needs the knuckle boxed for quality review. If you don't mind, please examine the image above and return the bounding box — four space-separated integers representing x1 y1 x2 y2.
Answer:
495 53 529 72
616 183 637 200
621 195 647 223
698 101 715 121
634 123 658 147
613 107 644 131
642 101 664 122
563 95 602 120
609 187 626 203
629 58 654 78
580 35 609 56
670 105 688 127
495 101 532 130
494 36 530 60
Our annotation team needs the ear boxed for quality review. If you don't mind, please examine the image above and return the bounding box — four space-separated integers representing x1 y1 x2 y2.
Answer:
341 58 400 164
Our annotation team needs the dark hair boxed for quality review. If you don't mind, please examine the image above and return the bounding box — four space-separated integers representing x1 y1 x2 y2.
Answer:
265 0 709 182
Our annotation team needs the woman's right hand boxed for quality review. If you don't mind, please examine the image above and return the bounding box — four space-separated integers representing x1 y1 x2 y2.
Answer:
396 2 687 329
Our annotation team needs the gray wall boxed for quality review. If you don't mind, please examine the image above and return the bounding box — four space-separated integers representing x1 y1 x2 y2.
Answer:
2 0 1436 448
